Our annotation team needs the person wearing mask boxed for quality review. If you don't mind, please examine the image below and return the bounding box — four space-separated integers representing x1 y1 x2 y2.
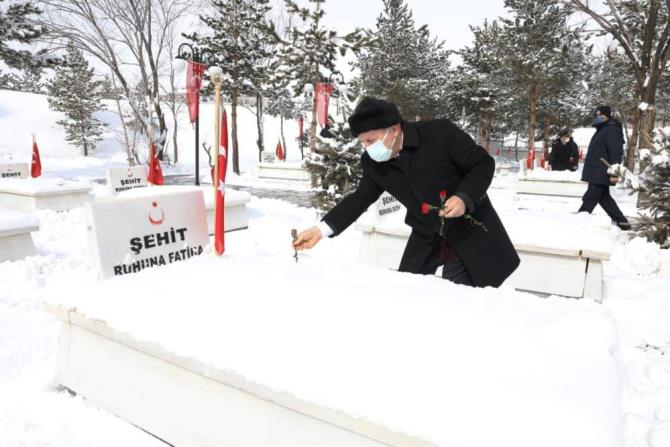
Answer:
293 97 519 287
578 105 631 230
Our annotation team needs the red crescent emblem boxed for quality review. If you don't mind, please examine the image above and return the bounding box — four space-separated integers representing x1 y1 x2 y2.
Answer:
148 201 165 225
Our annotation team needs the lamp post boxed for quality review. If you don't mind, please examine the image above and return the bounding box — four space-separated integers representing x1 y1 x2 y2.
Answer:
175 43 214 186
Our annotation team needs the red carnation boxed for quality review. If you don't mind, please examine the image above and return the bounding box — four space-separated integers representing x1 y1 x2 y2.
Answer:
421 203 431 215
439 190 447 200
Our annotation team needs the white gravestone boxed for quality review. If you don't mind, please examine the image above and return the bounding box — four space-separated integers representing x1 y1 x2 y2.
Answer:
106 166 148 195
86 188 209 279
0 163 29 179
260 151 277 163
376 192 402 219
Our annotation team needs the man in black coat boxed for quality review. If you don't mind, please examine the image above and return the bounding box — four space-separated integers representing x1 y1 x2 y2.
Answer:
293 97 520 288
578 105 631 230
549 128 579 171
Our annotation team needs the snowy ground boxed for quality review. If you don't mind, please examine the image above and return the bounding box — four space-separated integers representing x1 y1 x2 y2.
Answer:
1 89 669 446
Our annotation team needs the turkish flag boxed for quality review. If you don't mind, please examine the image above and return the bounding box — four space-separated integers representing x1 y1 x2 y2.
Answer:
186 61 206 123
526 147 535 170
213 109 229 256
276 140 285 161
147 143 164 185
31 140 42 178
316 82 333 127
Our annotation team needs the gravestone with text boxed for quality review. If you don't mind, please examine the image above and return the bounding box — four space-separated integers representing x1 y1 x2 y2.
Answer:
85 188 209 279
0 163 29 179
106 166 149 195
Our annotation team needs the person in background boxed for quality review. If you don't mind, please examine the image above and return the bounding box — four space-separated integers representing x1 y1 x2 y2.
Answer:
578 105 631 230
548 127 579 171
293 97 519 288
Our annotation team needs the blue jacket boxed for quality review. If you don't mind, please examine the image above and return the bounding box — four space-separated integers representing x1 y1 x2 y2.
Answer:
582 120 624 185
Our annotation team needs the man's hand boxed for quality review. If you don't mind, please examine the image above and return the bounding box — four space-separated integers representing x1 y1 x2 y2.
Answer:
439 195 466 218
293 226 323 251
609 176 619 186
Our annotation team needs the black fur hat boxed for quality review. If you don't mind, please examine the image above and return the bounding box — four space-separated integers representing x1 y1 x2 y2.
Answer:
594 105 612 118
348 97 402 137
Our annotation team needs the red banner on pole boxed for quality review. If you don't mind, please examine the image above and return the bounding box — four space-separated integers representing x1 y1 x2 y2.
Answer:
316 82 333 128
298 115 304 138
186 61 206 124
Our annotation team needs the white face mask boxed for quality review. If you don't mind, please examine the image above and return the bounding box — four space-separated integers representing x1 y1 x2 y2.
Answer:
366 128 395 162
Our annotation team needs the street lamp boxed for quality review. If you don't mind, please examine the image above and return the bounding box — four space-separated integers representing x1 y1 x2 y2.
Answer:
175 43 215 186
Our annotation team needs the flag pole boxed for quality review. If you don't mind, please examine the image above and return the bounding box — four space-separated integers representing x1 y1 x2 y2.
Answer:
209 67 224 254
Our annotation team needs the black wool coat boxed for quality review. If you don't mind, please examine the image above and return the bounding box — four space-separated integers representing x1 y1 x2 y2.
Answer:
582 121 624 185
322 119 520 288
549 138 579 171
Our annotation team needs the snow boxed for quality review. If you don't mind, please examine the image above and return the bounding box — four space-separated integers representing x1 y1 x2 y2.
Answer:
520 168 582 182
49 249 624 447
0 209 39 232
0 177 92 195
640 102 649 112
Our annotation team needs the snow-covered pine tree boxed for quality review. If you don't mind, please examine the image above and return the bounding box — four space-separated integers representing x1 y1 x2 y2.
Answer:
184 0 275 175
635 128 670 248
266 86 297 161
0 0 57 70
47 43 105 157
304 116 363 210
353 0 450 119
498 0 585 162
13 68 45 94
276 0 366 153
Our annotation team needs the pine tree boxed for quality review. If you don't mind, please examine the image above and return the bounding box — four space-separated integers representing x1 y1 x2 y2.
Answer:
47 43 105 157
353 0 450 119
498 0 586 161
304 116 363 210
13 68 45 94
634 127 670 248
276 0 366 153
185 0 275 175
0 0 57 70
266 86 298 161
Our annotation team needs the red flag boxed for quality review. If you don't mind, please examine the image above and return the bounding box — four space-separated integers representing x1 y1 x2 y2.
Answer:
316 82 333 127
186 61 206 123
147 143 164 185
298 115 304 138
496 147 501 156
213 109 229 255
276 140 285 161
579 148 584 160
31 140 42 178
526 147 535 170
540 152 546 169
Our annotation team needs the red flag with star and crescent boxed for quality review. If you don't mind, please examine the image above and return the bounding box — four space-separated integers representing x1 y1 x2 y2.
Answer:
147 143 164 185
213 109 229 255
31 139 42 178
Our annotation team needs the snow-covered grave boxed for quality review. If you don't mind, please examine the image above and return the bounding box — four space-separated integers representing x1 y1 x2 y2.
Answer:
0 178 92 212
200 185 251 235
257 160 312 187
0 208 39 262
517 169 587 198
0 162 30 179
86 186 209 279
356 203 614 300
105 166 148 195
46 252 623 447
